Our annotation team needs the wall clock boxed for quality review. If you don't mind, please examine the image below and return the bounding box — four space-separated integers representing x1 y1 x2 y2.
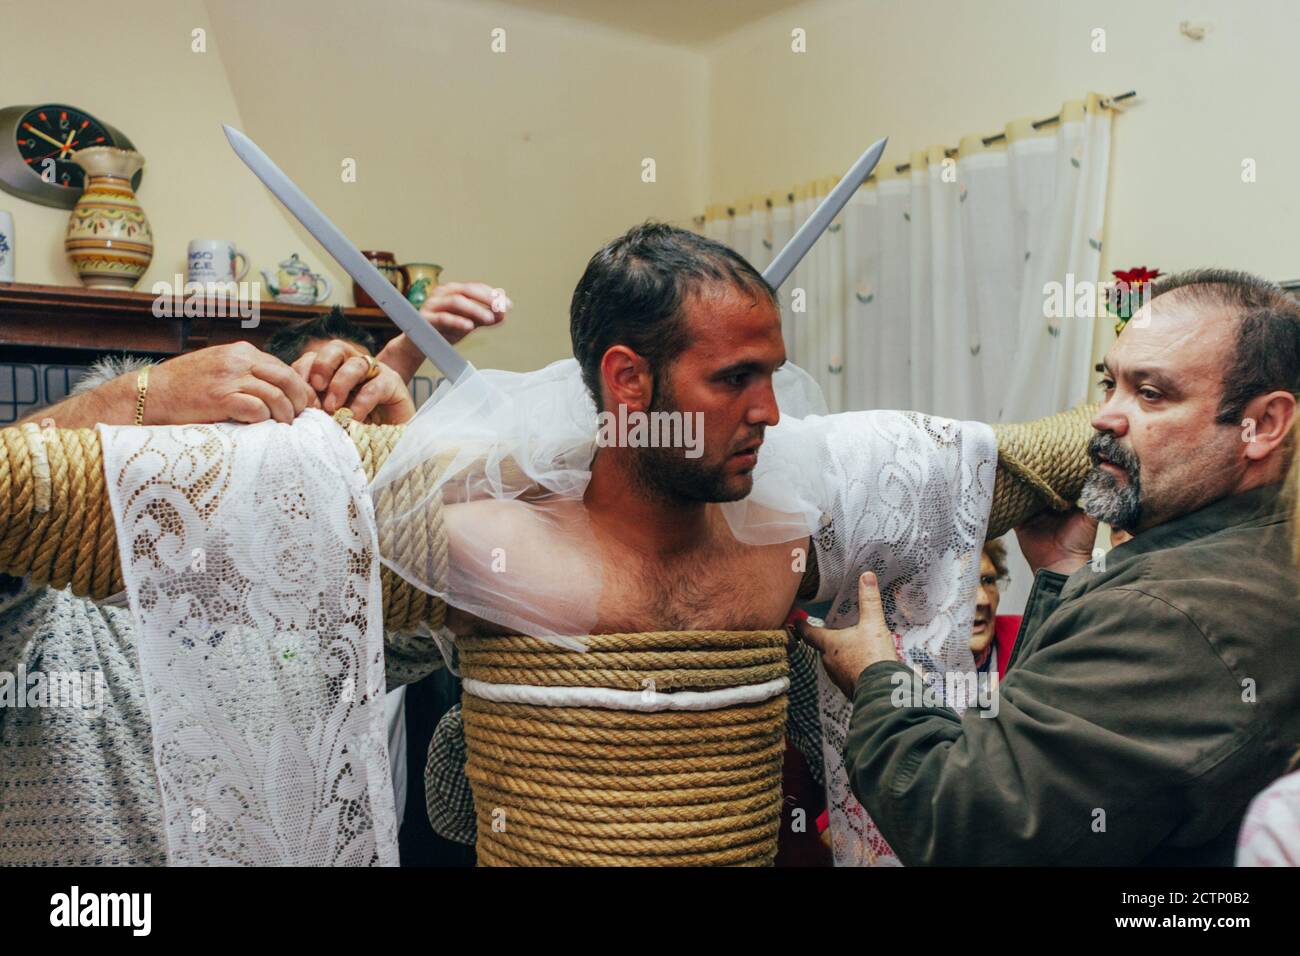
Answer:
0 103 142 209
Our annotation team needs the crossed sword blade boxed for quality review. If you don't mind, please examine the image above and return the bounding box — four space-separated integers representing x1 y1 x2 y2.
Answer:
224 124 887 377
223 124 471 383
761 136 888 289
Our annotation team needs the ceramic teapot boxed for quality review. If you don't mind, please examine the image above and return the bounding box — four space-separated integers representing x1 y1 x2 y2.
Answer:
262 253 332 305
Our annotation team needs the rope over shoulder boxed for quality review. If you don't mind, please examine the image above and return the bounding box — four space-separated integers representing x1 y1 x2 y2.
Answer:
0 415 447 631
0 402 1095 620
988 402 1098 539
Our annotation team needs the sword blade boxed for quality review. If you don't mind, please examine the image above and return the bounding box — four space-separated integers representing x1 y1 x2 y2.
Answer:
222 124 470 382
762 136 888 290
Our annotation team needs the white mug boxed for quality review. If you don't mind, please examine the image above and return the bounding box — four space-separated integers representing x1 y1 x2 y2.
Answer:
187 239 249 286
0 211 14 282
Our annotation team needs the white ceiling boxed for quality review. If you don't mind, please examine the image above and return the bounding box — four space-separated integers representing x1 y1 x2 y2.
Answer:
487 0 810 47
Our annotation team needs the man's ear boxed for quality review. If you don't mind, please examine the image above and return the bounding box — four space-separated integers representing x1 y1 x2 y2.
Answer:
1241 390 1297 462
600 346 653 412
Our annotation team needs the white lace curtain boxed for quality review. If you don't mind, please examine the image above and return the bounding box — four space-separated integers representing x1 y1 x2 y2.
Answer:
703 94 1112 423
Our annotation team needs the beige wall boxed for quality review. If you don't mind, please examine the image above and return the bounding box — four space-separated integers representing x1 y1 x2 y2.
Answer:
704 0 1300 284
206 0 707 371
0 0 707 371
4 0 1297 373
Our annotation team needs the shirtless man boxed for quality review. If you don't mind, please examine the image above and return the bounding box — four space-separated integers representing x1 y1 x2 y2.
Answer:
420 223 994 855
443 222 806 639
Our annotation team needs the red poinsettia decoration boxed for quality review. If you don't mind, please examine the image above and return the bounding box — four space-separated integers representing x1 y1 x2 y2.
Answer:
1108 266 1161 332
1113 266 1161 287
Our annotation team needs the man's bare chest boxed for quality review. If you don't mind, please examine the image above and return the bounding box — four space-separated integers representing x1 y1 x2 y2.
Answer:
443 499 812 637
595 536 809 633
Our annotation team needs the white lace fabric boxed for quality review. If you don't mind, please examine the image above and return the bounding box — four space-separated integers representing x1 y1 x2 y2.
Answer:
805 410 997 865
100 410 398 866
93 358 989 868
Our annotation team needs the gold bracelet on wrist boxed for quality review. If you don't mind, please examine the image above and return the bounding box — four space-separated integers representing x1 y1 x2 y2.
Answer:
134 365 151 426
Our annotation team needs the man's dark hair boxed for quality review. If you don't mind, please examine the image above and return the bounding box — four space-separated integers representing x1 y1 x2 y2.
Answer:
263 306 377 364
569 221 777 407
1150 268 1300 425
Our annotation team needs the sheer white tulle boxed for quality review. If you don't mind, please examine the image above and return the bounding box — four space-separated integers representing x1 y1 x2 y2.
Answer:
101 410 398 866
370 358 831 642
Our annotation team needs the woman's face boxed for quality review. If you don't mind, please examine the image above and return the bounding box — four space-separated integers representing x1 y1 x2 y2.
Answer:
970 551 1001 667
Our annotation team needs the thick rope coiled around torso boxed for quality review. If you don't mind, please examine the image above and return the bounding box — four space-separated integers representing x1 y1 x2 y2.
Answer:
458 630 790 866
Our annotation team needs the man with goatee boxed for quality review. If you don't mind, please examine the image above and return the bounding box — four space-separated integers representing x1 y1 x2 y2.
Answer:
802 269 1300 865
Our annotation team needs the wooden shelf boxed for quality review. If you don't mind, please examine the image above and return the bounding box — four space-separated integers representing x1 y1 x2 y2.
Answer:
0 281 402 363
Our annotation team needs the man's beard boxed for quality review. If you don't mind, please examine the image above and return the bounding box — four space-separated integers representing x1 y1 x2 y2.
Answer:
1079 431 1142 532
633 382 756 505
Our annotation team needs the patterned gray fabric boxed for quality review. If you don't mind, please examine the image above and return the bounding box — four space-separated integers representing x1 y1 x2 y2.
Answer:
0 578 443 866
0 581 165 865
423 642 827 847
383 625 452 690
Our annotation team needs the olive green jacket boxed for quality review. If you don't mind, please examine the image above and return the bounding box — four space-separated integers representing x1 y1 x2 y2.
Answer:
844 482 1300 865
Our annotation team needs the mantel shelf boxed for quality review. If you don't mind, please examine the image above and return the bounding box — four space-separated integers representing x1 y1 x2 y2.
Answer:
0 281 401 362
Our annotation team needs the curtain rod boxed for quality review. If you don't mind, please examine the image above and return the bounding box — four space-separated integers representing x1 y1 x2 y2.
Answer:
697 91 1138 221
891 90 1136 174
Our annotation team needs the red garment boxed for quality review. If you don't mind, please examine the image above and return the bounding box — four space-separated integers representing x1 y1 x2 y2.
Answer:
994 614 1022 681
777 740 832 866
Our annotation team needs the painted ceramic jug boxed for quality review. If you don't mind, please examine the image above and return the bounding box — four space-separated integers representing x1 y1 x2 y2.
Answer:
0 211 13 282
64 147 153 289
